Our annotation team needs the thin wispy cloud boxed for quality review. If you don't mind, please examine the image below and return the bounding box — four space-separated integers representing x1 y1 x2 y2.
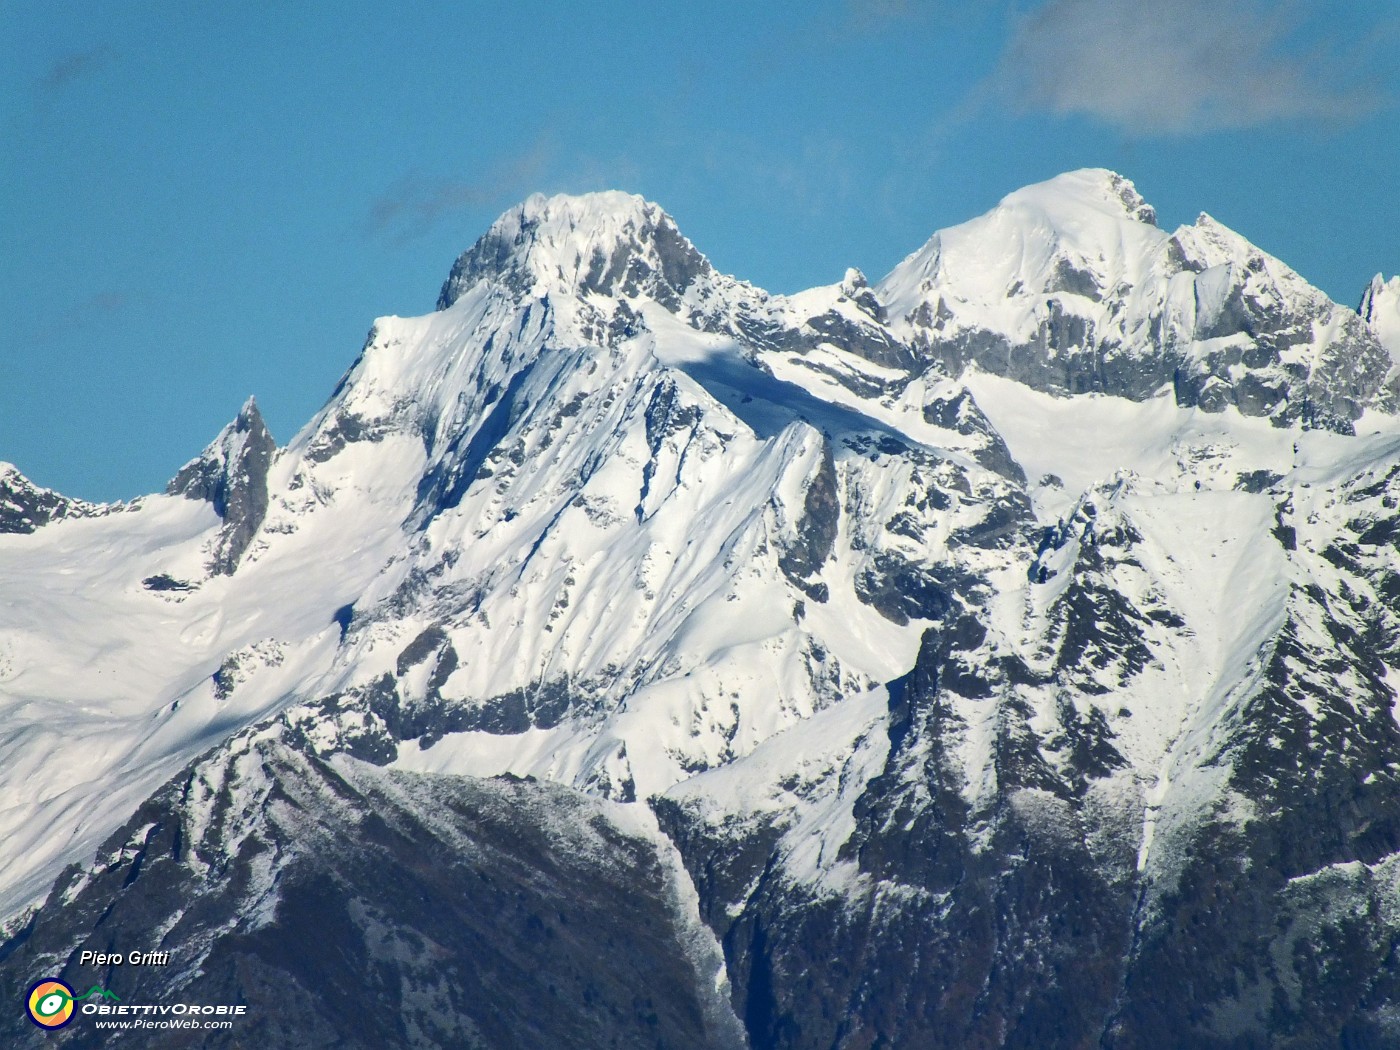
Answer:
34 291 130 344
689 130 860 220
997 0 1385 134
37 47 116 93
368 138 556 244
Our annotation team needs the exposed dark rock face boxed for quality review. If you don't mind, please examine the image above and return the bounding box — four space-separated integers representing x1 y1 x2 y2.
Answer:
913 304 1391 434
777 440 839 601
0 736 745 1050
922 388 1027 484
1164 304 1391 433
0 463 96 533
1036 503 1167 695
168 398 275 575
142 573 196 592
802 308 914 372
853 551 953 625
282 669 615 764
304 408 392 464
1235 468 1284 493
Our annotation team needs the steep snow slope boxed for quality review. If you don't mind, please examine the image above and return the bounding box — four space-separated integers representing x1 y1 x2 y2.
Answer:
0 462 414 918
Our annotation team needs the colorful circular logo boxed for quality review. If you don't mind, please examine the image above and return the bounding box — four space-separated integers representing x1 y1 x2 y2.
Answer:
26 979 76 1029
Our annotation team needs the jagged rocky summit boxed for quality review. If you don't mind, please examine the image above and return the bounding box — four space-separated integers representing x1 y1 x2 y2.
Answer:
3 169 1400 1049
166 396 276 576
0 462 100 534
1360 272 1400 365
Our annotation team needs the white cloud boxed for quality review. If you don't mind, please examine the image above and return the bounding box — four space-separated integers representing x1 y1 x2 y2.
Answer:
998 0 1384 134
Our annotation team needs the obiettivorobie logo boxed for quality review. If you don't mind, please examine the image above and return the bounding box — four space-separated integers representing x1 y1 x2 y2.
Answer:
25 979 120 1030
23 975 247 1033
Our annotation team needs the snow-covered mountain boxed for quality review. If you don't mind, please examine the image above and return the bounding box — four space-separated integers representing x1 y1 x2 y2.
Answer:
3 169 1399 1048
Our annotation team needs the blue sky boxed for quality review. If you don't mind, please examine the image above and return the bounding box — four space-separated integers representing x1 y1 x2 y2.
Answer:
4 0 1398 501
